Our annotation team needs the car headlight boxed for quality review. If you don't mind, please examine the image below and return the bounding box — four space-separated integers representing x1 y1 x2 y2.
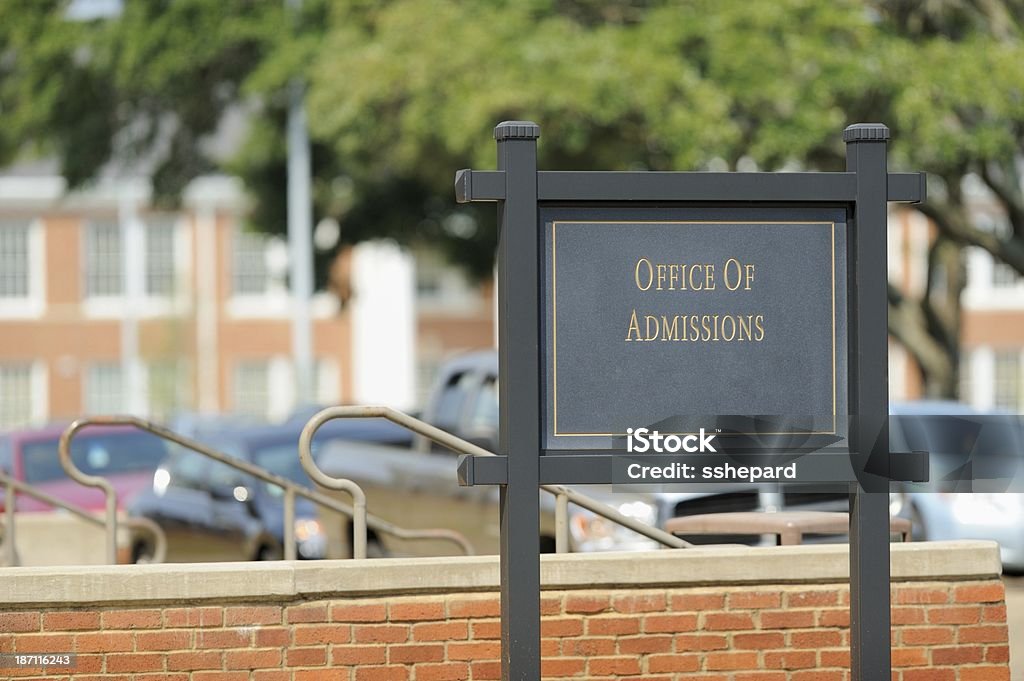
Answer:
294 518 326 558
569 501 659 552
153 468 170 496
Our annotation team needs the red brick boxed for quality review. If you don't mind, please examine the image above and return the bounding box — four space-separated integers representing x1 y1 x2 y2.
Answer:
564 594 609 614
958 624 1009 643
953 582 1004 603
253 627 289 647
790 672 845 681
706 612 754 630
612 593 665 613
388 643 444 663
706 651 760 671
900 626 953 645
960 668 1009 681
983 604 1008 622
470 660 500 680
730 591 781 609
448 598 500 619
0 634 12 653
355 667 408 681
561 637 615 656
354 624 409 644
903 669 955 681
285 647 327 666
540 597 561 616
819 648 849 667
892 647 928 666
135 630 191 651
129 675 188 681
643 613 698 633
65 653 102 673
734 674 787 681
540 618 582 637
648 653 701 673
102 609 163 630
894 586 949 604
447 641 501 660
539 658 585 677
415 662 470 681
0 613 39 633
786 590 838 607
225 648 282 670
191 673 250 681
294 623 352 645
671 592 725 611
765 650 817 669
105 653 164 673
164 607 222 628
540 638 559 656
390 601 445 622
930 645 983 664
286 604 329 623
675 633 729 651
818 609 849 627
223 606 280 626
295 670 348 681
791 630 842 648
734 632 785 649
929 605 981 624
41 611 99 631
986 644 1010 663
761 609 814 629
585 617 638 636
166 651 222 671
331 603 387 622
587 656 641 676
197 628 255 649
892 606 926 625
617 635 673 654
471 620 500 640
331 644 387 665
14 633 73 652
75 631 133 652
253 672 290 681
415 621 468 641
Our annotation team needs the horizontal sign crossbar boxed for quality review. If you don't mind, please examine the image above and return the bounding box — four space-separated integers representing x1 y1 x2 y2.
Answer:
455 170 925 204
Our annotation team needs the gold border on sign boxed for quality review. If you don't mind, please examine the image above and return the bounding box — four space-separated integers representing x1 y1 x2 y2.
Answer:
550 220 839 437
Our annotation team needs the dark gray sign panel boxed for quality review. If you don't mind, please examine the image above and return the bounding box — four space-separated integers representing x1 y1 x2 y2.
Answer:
541 208 848 452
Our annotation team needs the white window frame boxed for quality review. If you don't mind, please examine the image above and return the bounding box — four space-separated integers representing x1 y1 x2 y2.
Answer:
81 218 125 318
83 361 124 415
227 226 289 318
0 218 46 319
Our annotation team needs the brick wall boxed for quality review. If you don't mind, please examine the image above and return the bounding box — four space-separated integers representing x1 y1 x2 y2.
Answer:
0 542 1011 680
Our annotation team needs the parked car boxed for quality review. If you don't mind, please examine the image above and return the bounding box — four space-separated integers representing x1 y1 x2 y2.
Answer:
127 417 412 562
0 424 171 513
889 400 1024 573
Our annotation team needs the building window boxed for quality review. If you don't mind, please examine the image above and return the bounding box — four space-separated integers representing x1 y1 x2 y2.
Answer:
993 351 1021 412
85 362 123 414
145 219 176 297
0 364 32 429
232 360 269 417
232 228 270 296
0 221 30 299
84 220 122 298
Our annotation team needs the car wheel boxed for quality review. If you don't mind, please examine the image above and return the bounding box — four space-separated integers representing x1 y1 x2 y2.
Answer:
131 542 154 564
255 544 282 561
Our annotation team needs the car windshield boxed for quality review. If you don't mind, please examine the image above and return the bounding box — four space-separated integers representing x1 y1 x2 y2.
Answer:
21 431 171 484
250 442 315 497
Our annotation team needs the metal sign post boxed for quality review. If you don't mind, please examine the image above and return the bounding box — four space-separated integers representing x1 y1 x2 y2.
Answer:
455 121 928 681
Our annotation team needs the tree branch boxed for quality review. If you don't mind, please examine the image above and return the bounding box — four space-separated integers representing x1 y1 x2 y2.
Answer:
979 162 1024 239
915 201 1024 275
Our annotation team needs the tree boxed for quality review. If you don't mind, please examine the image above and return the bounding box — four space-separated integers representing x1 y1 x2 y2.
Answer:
3 0 1024 397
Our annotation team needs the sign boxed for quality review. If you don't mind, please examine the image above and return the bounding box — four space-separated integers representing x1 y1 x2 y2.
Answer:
543 210 848 451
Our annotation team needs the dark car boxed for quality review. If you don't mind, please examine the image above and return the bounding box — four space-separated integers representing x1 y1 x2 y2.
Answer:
127 417 409 562
0 424 171 513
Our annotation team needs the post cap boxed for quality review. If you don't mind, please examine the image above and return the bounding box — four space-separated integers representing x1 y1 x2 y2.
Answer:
494 121 540 141
843 123 890 143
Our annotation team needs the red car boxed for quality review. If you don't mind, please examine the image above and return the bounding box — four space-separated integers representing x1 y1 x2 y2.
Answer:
0 424 171 513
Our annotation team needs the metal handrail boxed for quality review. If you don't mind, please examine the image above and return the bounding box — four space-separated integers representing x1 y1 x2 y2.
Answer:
59 416 473 563
299 406 692 552
0 472 167 567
